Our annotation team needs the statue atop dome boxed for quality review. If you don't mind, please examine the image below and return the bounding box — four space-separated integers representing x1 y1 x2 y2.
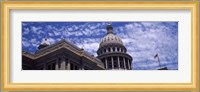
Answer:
106 22 113 34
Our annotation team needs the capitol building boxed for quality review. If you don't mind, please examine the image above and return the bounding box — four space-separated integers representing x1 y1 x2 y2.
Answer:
22 23 133 70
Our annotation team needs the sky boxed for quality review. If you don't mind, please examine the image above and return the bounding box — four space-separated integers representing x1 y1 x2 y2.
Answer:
22 22 178 70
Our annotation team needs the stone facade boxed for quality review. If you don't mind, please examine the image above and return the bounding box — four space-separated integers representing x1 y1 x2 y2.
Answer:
22 23 132 70
22 40 105 70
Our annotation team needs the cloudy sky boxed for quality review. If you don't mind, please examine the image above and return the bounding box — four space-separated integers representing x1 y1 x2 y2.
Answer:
22 22 178 70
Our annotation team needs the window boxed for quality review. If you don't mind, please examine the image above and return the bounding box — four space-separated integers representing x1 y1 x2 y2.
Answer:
75 65 78 70
113 57 118 69
70 63 74 70
112 47 115 52
117 47 120 52
52 63 56 70
47 64 51 70
104 49 106 53
108 48 111 52
107 57 112 69
102 59 106 68
108 61 112 69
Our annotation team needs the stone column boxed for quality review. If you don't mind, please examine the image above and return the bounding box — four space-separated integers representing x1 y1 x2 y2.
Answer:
105 58 108 69
111 57 114 69
127 59 130 70
123 57 126 69
67 60 70 70
55 59 59 70
117 56 120 69
106 48 108 53
60 57 66 70
129 60 132 70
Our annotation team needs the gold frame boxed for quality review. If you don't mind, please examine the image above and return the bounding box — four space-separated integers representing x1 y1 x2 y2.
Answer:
1 1 199 91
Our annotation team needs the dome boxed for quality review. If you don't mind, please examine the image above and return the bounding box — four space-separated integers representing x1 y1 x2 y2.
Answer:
100 33 123 47
99 23 123 47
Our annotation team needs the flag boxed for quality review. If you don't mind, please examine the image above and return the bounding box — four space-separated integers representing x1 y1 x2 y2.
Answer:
154 53 158 59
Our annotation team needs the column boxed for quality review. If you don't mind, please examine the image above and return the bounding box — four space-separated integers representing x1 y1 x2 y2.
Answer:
60 57 66 70
129 60 132 70
67 60 70 70
127 59 130 70
123 57 126 69
115 47 117 52
111 57 114 69
117 56 120 69
106 48 108 53
55 59 59 70
105 58 108 69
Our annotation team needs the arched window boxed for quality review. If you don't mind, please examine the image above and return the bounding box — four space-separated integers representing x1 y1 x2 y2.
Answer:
108 48 111 52
112 47 115 52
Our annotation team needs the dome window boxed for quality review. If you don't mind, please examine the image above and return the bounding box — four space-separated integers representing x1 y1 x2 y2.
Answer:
117 47 120 52
104 49 106 53
108 48 111 52
112 47 115 52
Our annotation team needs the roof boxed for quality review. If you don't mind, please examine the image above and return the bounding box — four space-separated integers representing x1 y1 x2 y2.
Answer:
22 39 104 68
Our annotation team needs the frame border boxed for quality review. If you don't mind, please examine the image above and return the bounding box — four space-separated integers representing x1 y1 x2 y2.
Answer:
1 1 199 91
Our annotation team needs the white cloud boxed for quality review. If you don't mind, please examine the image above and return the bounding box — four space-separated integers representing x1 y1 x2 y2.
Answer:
48 33 54 36
53 31 61 36
48 38 56 44
22 41 30 47
23 28 30 35
116 22 178 69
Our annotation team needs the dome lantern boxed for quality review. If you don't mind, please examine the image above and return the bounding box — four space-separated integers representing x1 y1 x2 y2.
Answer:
106 23 113 34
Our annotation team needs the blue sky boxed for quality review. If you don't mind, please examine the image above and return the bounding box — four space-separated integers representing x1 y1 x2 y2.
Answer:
22 22 178 70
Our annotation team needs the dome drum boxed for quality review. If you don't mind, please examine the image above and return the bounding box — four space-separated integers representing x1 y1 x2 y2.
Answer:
97 52 132 61
98 54 132 70
97 44 127 56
